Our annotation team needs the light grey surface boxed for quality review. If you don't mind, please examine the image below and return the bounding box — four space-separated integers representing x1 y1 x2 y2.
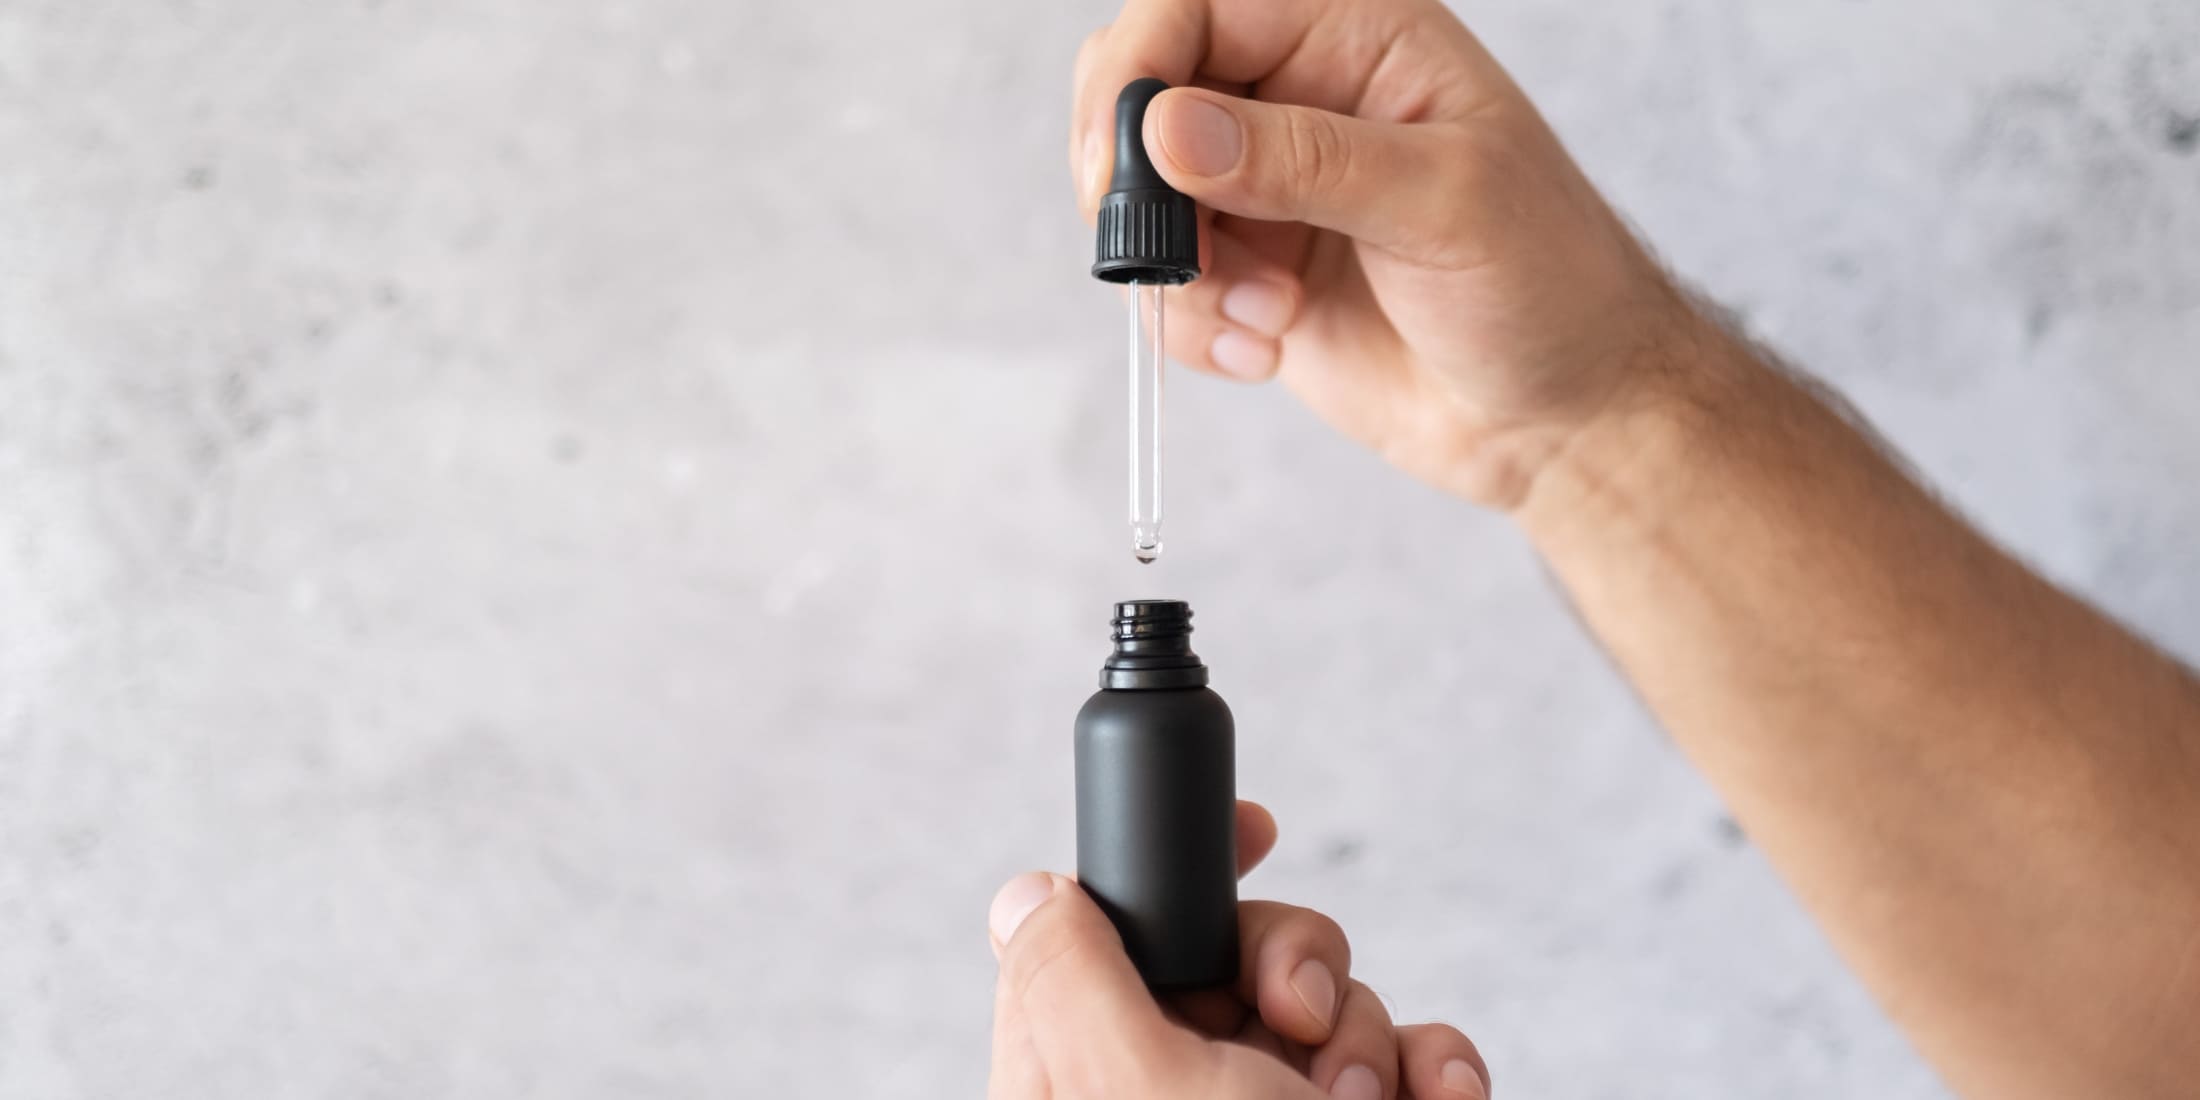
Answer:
4 1 2197 1096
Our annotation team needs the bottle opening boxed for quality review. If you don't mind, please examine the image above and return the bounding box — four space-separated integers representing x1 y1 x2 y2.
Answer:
1102 600 1208 689
1113 599 1192 640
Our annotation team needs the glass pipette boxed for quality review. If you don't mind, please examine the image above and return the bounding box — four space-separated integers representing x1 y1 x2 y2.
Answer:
1091 77 1200 565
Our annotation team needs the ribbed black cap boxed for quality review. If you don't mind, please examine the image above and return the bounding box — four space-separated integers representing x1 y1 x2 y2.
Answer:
1092 79 1201 286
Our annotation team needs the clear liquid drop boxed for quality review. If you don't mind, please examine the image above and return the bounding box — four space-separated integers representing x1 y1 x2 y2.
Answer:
1132 531 1162 564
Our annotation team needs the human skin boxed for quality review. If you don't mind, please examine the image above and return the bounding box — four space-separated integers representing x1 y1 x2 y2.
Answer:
987 801 1492 1100
1019 0 2200 1097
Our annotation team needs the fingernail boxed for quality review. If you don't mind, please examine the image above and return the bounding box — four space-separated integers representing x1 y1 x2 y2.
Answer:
1080 128 1105 206
1440 1058 1487 1098
1330 1064 1380 1100
1220 279 1295 337
1288 957 1338 1028
989 873 1055 946
1157 95 1243 177
1210 330 1279 381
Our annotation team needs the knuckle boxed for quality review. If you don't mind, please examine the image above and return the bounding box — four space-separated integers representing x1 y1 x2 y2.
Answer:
1005 923 1087 1006
1450 124 1525 207
1400 1020 1490 1088
1424 1021 1470 1045
1175 1042 1253 1098
1282 109 1355 201
1317 989 1405 1091
1400 1019 1473 1053
1428 120 1543 245
1130 1041 1215 1098
1298 908 1352 965
1075 27 1106 69
1345 979 1397 1029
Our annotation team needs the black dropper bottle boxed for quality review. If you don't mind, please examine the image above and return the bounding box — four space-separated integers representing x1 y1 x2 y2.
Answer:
1076 599 1238 990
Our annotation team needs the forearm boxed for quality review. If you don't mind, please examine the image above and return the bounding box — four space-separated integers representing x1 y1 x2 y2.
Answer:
1517 309 2200 1098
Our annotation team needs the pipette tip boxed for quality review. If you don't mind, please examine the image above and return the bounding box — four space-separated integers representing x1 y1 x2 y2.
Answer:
1132 533 1162 564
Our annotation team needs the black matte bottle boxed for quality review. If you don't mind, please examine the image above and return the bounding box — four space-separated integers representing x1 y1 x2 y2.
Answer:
1076 599 1238 990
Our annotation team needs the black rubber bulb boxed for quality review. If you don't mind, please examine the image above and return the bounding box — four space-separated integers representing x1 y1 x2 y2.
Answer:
1091 79 1201 285
1109 77 1172 192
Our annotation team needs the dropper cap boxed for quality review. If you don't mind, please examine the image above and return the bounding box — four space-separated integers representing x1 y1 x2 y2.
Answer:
1091 79 1201 285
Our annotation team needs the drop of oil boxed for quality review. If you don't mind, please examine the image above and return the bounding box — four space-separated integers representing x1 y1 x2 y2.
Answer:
1131 522 1163 564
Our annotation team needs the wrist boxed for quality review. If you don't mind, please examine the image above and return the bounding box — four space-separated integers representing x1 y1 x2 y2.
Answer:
1508 302 1777 547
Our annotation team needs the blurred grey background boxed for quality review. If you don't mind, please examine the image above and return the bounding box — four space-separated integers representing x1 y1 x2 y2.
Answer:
4 0 2197 1096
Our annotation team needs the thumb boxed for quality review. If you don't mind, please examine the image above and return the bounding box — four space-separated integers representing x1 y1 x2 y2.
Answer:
1142 87 1457 256
990 873 1197 1093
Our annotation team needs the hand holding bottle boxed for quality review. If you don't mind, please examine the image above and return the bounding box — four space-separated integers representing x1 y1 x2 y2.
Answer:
987 802 1490 1100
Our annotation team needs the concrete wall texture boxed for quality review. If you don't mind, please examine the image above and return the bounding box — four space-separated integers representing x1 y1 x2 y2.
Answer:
4 0 2197 1096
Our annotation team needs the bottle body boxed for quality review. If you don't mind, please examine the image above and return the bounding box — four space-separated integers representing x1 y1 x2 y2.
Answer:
1075 683 1238 990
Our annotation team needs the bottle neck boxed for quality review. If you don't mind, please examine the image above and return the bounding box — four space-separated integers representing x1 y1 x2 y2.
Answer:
1099 600 1210 690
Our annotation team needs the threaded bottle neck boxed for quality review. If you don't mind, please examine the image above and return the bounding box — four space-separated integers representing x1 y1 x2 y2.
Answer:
1101 600 1209 690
